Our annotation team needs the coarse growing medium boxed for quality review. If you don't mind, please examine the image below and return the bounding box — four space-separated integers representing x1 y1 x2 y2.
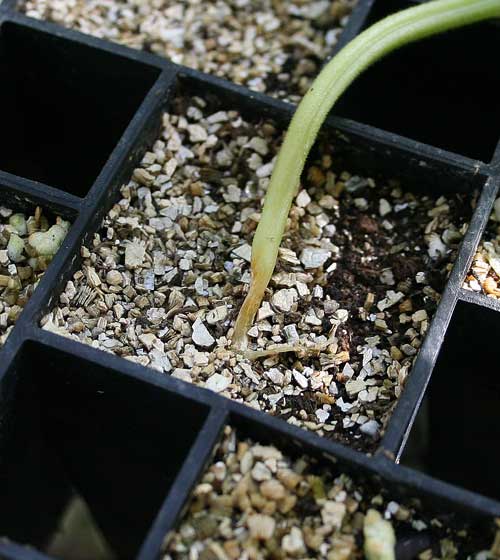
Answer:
463 199 500 298
21 0 356 103
42 95 472 453
0 205 70 347
162 426 498 560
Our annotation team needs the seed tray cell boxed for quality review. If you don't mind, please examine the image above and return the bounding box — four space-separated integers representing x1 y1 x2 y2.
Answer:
402 298 500 500
0 18 161 198
0 340 213 560
39 75 479 455
0 0 498 558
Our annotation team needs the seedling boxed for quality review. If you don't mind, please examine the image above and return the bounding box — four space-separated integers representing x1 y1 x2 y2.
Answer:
232 0 500 350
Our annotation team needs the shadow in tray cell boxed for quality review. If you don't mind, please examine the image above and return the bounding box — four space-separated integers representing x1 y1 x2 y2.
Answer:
0 341 210 560
334 0 500 162
402 300 500 500
0 22 160 197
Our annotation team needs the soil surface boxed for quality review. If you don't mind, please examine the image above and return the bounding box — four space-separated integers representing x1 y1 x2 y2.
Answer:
0 206 69 347
22 0 357 103
463 201 500 299
43 95 472 453
163 425 498 560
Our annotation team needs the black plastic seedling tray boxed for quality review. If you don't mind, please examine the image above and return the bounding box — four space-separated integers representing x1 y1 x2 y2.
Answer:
0 0 499 558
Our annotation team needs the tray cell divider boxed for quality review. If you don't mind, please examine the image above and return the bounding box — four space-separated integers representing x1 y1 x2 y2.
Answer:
492 137 500 170
29 319 388 474
0 540 55 560
27 315 456 480
379 174 499 460
177 65 296 123
0 172 82 217
458 286 500 314
27 321 382 467
178 64 488 187
26 318 421 474
26 326 221 410
379 454 500 519
328 115 489 180
81 69 176 211
444 176 500 294
137 406 228 560
1 68 178 329
6 10 170 72
225 393 378 469
0 326 24 383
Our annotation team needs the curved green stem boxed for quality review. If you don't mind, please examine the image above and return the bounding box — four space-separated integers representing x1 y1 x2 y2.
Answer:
232 0 500 350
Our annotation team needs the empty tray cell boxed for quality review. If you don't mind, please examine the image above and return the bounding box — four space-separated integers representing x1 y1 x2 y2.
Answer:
0 200 71 347
0 341 210 559
401 300 500 501
464 199 500 297
0 21 160 197
334 0 500 162
41 87 476 454
163 423 497 559
21 0 358 103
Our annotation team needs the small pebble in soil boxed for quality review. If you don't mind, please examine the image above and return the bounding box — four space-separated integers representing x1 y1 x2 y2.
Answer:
21 0 357 102
0 205 70 346
161 426 498 560
42 94 472 454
